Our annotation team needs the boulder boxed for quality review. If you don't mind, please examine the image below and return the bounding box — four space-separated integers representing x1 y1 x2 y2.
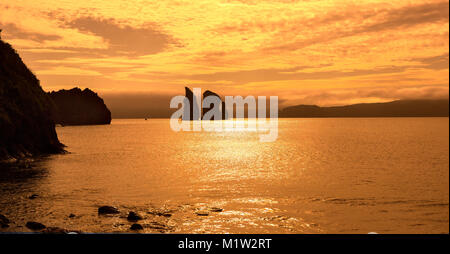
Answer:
130 223 143 230
26 221 46 231
127 211 143 221
98 206 120 215
0 214 10 228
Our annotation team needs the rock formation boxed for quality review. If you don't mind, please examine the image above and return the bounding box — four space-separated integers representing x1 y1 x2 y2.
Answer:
183 87 200 120
48 88 111 125
0 38 64 161
183 87 228 120
202 90 228 120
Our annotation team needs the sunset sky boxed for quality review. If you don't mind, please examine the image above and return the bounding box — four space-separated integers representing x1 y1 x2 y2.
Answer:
1 0 448 116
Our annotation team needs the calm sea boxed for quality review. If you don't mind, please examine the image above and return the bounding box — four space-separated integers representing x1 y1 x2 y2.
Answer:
0 118 448 233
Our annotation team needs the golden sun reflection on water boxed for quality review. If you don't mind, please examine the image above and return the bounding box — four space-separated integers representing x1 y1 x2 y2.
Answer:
0 118 448 234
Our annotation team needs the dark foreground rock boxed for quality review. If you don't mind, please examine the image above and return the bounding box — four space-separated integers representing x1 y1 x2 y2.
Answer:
0 214 10 228
48 88 111 125
0 38 64 161
26 221 46 230
127 211 143 221
42 227 68 234
28 194 38 199
98 206 120 214
130 223 143 230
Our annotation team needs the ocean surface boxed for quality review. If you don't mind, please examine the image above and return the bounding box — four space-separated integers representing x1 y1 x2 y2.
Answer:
0 118 448 234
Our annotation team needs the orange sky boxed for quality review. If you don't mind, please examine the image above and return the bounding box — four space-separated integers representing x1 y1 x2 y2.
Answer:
1 0 448 109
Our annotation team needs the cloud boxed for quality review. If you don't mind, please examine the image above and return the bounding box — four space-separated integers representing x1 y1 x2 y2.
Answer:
267 1 449 52
212 1 449 52
184 65 410 84
411 53 449 70
63 17 181 56
0 22 61 42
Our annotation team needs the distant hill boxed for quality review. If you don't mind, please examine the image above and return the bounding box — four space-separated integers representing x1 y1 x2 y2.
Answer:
48 88 111 125
279 99 449 118
0 38 63 161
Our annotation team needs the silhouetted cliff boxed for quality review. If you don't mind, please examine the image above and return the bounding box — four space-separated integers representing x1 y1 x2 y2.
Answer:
0 39 63 161
48 88 111 125
279 99 449 118
183 87 200 121
202 90 228 120
182 87 228 120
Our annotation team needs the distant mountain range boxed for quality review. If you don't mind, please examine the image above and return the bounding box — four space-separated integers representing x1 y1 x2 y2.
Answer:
279 99 449 118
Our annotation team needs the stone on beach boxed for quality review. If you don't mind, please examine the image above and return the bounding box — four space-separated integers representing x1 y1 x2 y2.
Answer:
127 211 143 221
130 223 144 230
0 214 10 228
26 221 46 230
98 206 120 214
42 227 68 234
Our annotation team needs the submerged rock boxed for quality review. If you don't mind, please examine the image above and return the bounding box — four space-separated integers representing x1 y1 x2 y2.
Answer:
42 227 68 234
0 38 64 161
0 214 10 228
210 207 223 212
147 221 172 231
147 208 173 217
26 221 46 231
130 224 144 231
48 88 111 126
195 211 209 216
28 194 38 199
127 211 143 221
68 213 76 218
98 206 120 214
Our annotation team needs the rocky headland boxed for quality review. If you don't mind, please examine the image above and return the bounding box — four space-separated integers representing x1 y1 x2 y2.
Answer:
48 88 112 125
0 38 64 162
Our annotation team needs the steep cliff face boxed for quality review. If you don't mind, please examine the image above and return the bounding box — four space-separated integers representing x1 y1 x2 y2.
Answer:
183 87 200 121
0 39 63 160
183 87 228 120
48 88 111 125
202 90 228 120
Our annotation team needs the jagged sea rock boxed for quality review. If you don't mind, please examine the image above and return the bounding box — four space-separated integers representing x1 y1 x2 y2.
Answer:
202 90 228 120
48 88 111 125
183 87 200 120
